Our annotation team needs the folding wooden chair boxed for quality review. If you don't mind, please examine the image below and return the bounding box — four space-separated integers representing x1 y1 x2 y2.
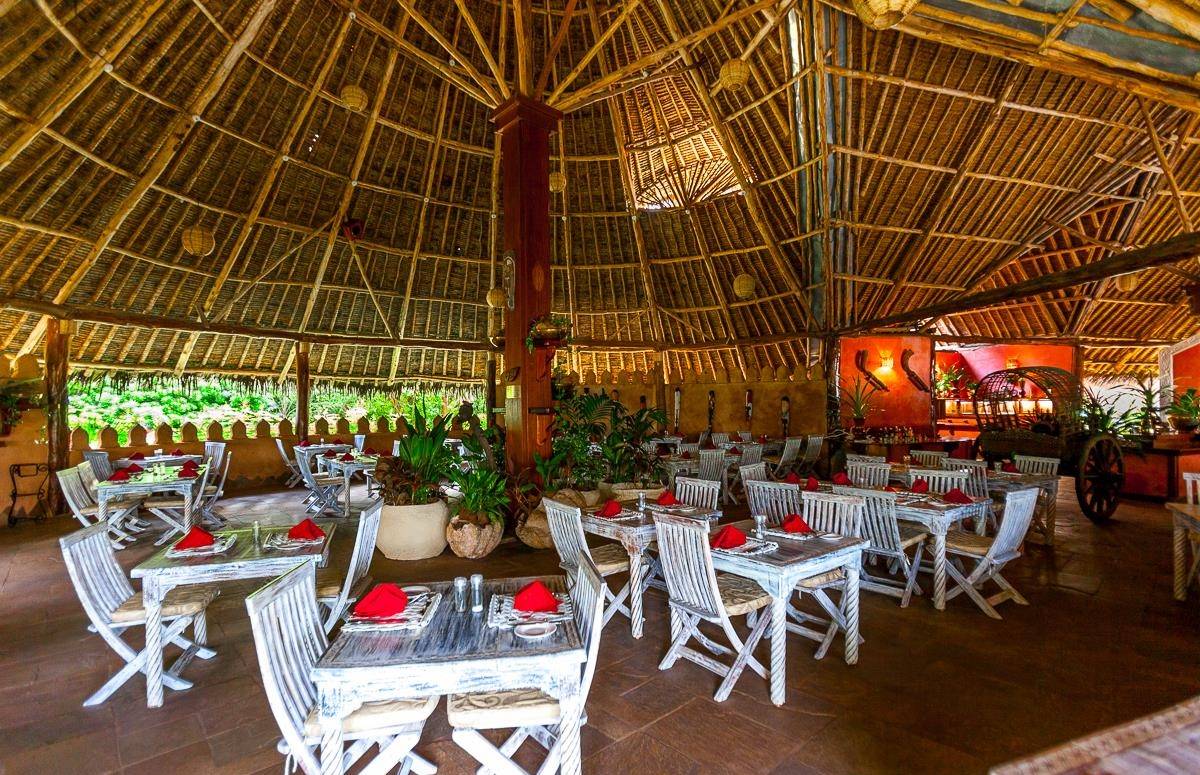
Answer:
653 512 772 701
316 500 382 633
789 491 865 659
674 476 720 512
833 485 927 607
846 453 885 464
275 438 304 488
738 461 769 489
736 443 763 466
448 556 606 775
698 448 731 505
199 450 232 527
144 461 216 544
910 449 948 468
796 434 825 475
544 498 632 627
846 460 891 488
203 441 226 471
1181 473 1200 596
57 466 142 547
78 459 151 537
744 480 801 527
82 450 115 480
764 436 803 478
245 563 436 775
710 432 730 447
353 434 367 452
943 457 995 534
60 523 217 706
942 488 1039 619
299 458 346 516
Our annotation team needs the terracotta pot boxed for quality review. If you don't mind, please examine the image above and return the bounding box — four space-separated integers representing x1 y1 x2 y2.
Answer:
375 501 450 560
446 514 503 559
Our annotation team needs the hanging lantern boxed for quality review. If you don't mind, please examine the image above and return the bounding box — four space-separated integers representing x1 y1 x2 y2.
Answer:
733 273 756 299
549 171 567 193
181 224 215 257
486 287 507 309
718 59 751 91
851 0 920 30
340 84 369 112
1114 273 1138 292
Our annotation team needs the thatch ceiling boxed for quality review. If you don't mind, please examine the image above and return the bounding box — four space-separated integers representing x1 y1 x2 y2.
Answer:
0 0 1197 385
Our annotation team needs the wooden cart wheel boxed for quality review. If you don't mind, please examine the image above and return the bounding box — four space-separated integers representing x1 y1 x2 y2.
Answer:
1075 434 1124 523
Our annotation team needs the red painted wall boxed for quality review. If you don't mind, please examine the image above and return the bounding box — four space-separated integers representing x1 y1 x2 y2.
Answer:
839 336 933 431
939 344 1077 399
1173 343 1200 390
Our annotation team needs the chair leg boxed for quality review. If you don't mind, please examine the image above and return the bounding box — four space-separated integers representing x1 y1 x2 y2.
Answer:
991 570 1028 606
452 728 528 775
659 611 699 671
713 612 771 702
945 560 1002 619
901 544 925 608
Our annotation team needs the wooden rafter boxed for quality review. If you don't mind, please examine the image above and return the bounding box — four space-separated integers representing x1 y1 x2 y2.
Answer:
534 0 579 99
547 0 641 104
453 0 510 99
394 0 502 105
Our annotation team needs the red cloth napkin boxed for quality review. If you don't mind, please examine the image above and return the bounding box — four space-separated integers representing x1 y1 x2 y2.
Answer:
710 524 747 549
172 448 185 456
806 476 820 491
288 518 326 540
177 468 199 478
341 453 355 462
783 471 802 484
1002 461 1020 473
514 580 560 613
910 478 929 494
597 499 622 518
943 488 973 504
832 472 853 486
332 438 344 444
174 526 215 550
680 451 692 460
657 491 679 506
364 447 377 455
757 434 769 444
298 440 311 447
181 459 199 471
701 441 716 450
128 452 145 461
781 514 813 534
125 463 143 474
107 469 130 482
354 583 408 619
323 450 337 458
728 446 742 456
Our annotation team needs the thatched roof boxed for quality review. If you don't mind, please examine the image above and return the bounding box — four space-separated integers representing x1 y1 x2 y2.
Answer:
1 0 1197 385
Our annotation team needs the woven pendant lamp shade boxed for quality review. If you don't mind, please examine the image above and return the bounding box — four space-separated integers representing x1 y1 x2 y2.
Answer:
486 287 507 309
733 273 756 299
340 84 369 111
181 225 215 257
549 171 567 193
851 0 920 29
1114 273 1138 292
718 59 751 91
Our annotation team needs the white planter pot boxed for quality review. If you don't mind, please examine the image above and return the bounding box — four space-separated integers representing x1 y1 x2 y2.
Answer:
376 500 450 560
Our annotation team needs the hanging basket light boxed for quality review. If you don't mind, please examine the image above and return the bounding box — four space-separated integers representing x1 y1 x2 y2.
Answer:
1114 273 1139 292
181 224 215 257
340 84 369 112
486 286 507 309
733 273 756 299
851 0 920 30
549 171 567 193
718 59 751 91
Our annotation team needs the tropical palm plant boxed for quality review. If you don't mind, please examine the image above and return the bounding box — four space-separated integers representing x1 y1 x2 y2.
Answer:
373 411 457 505
450 467 510 526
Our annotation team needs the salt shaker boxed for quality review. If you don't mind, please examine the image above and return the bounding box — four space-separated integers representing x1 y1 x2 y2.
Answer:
453 577 468 612
638 491 646 513
469 573 484 613
252 520 261 549
754 514 766 537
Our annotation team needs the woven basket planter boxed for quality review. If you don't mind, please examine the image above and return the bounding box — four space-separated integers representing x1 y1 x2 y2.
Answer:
446 514 504 559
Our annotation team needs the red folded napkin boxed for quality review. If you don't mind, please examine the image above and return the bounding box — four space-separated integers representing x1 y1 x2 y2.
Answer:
341 453 355 462
353 583 408 619
298 440 311 447
514 580 560 613
177 468 199 478
757 434 769 444
783 471 802 484
832 472 853 486
597 499 622 518
657 491 680 506
728 446 742 456
1001 461 1020 473
107 469 130 482
710 524 747 549
172 448 184 456
332 438 344 444
125 463 143 474
680 451 693 460
701 441 716 450
128 452 145 461
781 514 813 534
364 447 377 455
288 518 326 540
910 478 929 494
181 459 199 471
174 525 215 550
323 450 337 458
806 476 820 492
943 487 973 504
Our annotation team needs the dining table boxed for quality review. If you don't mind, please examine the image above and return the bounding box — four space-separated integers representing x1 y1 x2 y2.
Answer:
294 443 352 473
311 575 586 775
95 463 209 544
1166 501 1200 601
114 452 203 469
132 515 335 707
317 451 379 517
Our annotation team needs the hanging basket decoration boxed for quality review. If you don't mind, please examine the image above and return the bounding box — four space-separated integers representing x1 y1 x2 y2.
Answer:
549 171 567 193
718 59 751 91
340 84 369 112
525 315 572 353
733 272 756 299
340 218 365 241
181 224 215 257
1114 273 1139 292
486 287 507 309
851 0 920 30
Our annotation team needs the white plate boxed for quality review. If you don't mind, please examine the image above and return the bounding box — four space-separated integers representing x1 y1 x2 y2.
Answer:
402 585 431 595
514 622 557 639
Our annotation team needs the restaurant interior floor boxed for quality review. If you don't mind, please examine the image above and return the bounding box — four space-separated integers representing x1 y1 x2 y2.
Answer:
1 483 1197 775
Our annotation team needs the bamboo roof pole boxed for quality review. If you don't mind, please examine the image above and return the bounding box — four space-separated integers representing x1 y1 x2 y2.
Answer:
14 0 280 357
1139 100 1197 232
452 0 510 99
513 0 533 95
1036 0 1089 54
804 1 835 331
394 0 503 105
547 0 641 104
534 0 580 100
1123 0 1200 42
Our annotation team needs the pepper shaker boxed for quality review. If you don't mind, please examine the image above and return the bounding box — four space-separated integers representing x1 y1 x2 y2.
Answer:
469 573 484 613
252 520 261 549
638 491 646 513
453 576 468 612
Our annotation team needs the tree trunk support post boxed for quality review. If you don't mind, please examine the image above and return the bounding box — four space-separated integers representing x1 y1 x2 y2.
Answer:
296 341 311 442
44 318 71 515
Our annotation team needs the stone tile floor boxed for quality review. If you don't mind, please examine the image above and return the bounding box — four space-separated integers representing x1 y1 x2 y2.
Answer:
1 484 1198 774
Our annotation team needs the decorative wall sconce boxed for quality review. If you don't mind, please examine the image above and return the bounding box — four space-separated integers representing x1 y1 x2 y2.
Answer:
1006 357 1020 369
878 351 894 371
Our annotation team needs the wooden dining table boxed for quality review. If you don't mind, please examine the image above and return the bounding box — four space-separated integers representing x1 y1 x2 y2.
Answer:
311 575 586 775
96 463 209 544
1167 501 1200 601
114 453 202 469
317 452 379 517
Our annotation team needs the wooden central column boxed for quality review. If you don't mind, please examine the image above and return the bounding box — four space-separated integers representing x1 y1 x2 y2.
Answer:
492 96 561 475
295 341 310 442
44 318 71 515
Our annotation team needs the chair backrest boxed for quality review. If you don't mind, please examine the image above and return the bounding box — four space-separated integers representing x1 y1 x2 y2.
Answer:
1014 454 1060 477
738 462 768 486
274 437 295 468
909 467 968 495
674 476 720 512
392 439 402 456
832 485 902 554
77 460 99 497
678 442 699 458
736 443 763 466
204 441 226 470
298 456 327 492
990 488 1039 562
543 498 592 576
710 432 730 446
60 523 135 625
82 450 113 480
1185 472 1200 505
944 457 989 499
245 562 326 775
652 513 723 620
910 449 948 468
697 449 726 481
353 434 366 452
57 468 96 524
570 556 607 702
208 450 233 503
776 437 803 468
324 502 383 630
799 435 824 469
801 491 863 537
735 430 751 443
745 480 801 525
847 460 891 488
846 453 885 465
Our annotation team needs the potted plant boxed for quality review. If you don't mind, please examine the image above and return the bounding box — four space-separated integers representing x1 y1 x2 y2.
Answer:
0 377 43 436
1126 377 1163 440
841 377 877 434
549 393 610 503
372 412 457 560
446 466 509 559
599 405 667 501
933 365 964 399
525 314 573 352
1167 388 1200 433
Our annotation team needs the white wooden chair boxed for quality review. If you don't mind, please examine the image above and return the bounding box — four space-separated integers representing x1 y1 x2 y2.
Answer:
78 459 154 537
1014 454 1060 476
744 480 801 526
942 488 1039 619
907 467 968 495
1013 454 1060 542
832 485 927 607
60 523 217 706
764 436 803 478
353 434 366 452
736 430 751 443
83 450 115 480
678 442 699 458
674 476 720 512
275 438 304 488
698 448 731 505
143 460 217 544
300 458 346 516
944 457 995 534
910 449 948 468
738 462 769 489
203 441 226 471
391 439 402 456
797 434 825 475
652 513 772 701
846 453 885 464
245 562 436 775
736 443 763 466
448 555 606 775
1181 473 1200 596
199 450 232 527
710 432 730 447
788 491 865 659
846 460 891 489
57 466 141 547
316 500 382 633
544 498 632 627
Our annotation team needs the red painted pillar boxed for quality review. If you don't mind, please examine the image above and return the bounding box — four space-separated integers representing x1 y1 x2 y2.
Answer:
492 96 561 475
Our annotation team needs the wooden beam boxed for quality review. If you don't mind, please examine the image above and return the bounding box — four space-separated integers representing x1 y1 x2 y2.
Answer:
453 0 510 99
547 0 640 103
43 318 70 514
1123 0 1200 42
1139 98 1196 231
1036 0 1089 53
534 0 579 99
295 342 310 441
513 0 534 95
395 0 502 104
